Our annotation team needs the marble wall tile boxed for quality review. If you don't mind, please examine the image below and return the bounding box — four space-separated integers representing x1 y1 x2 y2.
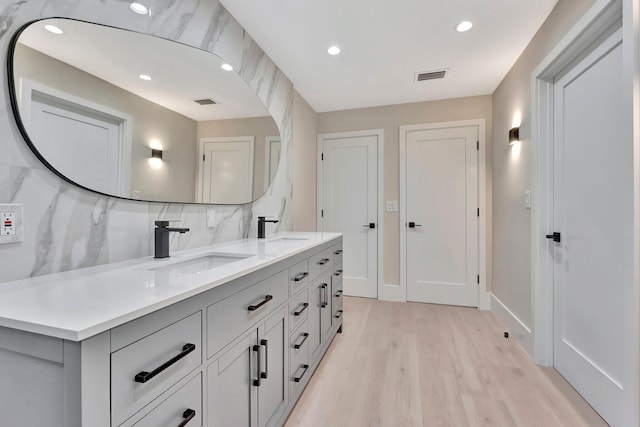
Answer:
0 0 294 283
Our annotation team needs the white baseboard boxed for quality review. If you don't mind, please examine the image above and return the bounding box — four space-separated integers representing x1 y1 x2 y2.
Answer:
490 294 534 359
379 284 405 302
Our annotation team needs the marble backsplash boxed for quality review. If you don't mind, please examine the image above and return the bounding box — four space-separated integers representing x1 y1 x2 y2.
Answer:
0 0 294 283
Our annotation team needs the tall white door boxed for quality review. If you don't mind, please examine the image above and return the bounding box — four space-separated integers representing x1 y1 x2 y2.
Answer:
319 132 378 298
201 137 254 204
552 29 632 427
404 125 478 307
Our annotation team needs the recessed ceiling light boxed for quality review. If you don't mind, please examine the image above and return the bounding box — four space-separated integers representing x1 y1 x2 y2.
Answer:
130 2 149 15
327 46 341 55
456 21 473 32
221 63 234 71
44 24 64 35
138 74 152 81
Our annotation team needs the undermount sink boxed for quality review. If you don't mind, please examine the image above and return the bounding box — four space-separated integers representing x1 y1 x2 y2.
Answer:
267 237 309 243
149 252 254 275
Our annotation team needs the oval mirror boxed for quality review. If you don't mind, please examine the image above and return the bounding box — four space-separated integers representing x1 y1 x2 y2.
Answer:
9 18 281 205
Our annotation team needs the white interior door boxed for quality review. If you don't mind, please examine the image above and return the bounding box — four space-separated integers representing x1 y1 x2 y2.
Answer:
201 137 254 204
28 92 125 195
552 29 632 427
319 132 378 298
404 125 478 307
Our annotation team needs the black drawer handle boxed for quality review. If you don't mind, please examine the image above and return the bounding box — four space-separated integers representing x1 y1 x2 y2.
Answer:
260 339 269 379
334 249 343 255
294 302 309 316
293 332 309 349
248 295 273 311
334 269 343 276
177 409 196 427
294 364 310 383
334 310 343 319
134 343 196 383
293 272 309 282
317 258 330 265
335 290 343 298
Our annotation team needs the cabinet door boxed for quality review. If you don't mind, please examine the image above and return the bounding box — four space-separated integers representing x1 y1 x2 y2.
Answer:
208 329 258 427
258 307 287 427
308 279 324 361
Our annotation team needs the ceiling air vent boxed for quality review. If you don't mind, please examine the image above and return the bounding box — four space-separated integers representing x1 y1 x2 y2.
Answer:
415 69 447 82
193 98 218 105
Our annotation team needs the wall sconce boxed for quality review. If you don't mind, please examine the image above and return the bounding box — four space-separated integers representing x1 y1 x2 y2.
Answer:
151 148 163 160
509 127 520 145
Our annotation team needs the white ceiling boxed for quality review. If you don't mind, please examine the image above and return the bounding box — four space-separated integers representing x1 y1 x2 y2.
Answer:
17 18 271 121
220 0 559 112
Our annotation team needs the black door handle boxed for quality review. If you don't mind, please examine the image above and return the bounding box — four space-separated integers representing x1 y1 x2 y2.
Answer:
408 222 422 228
253 344 261 386
362 223 375 229
260 339 269 379
546 232 561 242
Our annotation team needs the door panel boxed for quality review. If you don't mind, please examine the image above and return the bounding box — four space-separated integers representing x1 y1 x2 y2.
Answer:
258 309 286 427
405 126 478 307
202 138 254 204
552 30 631 426
321 134 378 298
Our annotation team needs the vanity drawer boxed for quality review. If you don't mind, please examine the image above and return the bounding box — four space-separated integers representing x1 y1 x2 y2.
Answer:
309 248 333 282
289 287 309 332
207 269 288 358
333 280 344 322
289 259 310 295
332 244 343 268
111 312 202 426
123 374 202 427
290 320 311 399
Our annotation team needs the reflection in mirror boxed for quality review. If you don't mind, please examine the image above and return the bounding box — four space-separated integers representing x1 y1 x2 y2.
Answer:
10 18 281 204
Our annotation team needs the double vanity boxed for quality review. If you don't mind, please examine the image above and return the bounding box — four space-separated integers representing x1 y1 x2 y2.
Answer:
0 232 343 427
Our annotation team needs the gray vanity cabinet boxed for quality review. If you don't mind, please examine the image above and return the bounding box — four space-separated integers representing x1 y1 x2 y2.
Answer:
308 271 333 362
208 305 287 427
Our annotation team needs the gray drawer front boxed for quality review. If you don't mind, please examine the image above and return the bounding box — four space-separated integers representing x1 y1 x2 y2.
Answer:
111 312 202 426
308 248 333 282
289 287 309 332
207 269 288 358
332 244 343 269
290 319 310 399
289 259 310 295
126 374 202 427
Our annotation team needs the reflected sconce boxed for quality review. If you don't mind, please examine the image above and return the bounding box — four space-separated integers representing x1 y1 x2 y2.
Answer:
509 127 520 145
151 148 163 160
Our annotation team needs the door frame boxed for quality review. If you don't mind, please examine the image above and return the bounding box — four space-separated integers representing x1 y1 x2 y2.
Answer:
196 136 255 203
264 135 281 190
316 129 384 299
19 78 132 197
532 0 638 423
399 119 488 309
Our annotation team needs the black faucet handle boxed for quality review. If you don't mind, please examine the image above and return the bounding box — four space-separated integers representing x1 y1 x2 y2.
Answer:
155 220 184 228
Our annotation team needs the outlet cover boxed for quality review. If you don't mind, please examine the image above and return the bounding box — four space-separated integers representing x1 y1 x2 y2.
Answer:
0 204 24 244
206 207 217 228
386 201 398 212
524 190 531 209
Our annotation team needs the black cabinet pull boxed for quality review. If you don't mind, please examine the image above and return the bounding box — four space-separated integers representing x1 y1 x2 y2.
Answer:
294 364 310 383
177 409 196 427
260 339 269 379
293 272 309 282
317 258 330 265
320 283 328 308
253 344 261 386
248 295 273 311
335 290 343 298
134 343 196 383
334 249 343 255
294 302 309 316
334 269 343 276
293 332 309 349
334 310 343 319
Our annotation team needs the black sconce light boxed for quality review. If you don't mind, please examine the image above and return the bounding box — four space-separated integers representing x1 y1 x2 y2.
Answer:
509 127 520 145
151 148 163 159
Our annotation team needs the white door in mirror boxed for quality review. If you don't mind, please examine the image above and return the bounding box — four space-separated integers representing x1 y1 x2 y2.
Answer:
0 204 24 244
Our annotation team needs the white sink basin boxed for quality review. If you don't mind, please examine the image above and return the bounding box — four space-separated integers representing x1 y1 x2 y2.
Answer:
267 237 309 243
149 253 254 275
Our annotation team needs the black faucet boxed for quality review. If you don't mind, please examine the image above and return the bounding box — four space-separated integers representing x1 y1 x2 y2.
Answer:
257 216 279 239
154 220 190 258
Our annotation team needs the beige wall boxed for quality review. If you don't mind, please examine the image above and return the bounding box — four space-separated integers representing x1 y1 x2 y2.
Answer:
13 45 198 202
292 91 318 231
492 0 597 327
318 96 493 286
197 116 279 200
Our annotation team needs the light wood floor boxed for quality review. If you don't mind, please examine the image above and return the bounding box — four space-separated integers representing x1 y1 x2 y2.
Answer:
285 297 609 427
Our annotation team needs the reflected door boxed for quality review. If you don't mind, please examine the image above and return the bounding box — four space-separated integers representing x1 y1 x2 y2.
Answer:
201 137 254 204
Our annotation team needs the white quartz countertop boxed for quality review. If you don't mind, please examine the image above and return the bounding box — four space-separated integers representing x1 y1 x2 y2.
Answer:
0 232 341 341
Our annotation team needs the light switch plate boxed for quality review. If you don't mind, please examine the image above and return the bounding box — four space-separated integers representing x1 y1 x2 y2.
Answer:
524 190 531 209
386 201 398 212
0 204 24 244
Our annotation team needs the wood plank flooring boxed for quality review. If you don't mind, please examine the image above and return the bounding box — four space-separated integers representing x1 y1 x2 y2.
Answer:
285 297 608 427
